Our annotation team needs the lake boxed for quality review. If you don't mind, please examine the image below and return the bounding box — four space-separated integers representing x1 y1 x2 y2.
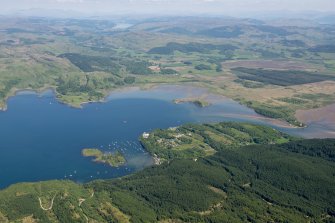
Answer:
0 85 333 189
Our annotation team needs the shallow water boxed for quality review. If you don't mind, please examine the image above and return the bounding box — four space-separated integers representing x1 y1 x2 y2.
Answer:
0 86 333 189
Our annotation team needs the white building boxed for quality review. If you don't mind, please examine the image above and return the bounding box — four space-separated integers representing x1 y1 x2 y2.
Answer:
142 132 150 139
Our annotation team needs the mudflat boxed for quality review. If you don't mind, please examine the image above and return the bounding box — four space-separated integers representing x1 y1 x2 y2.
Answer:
296 103 335 126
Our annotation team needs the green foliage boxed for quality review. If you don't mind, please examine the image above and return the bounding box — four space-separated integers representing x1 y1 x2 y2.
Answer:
124 76 136 84
0 16 334 126
195 64 212 70
140 122 294 161
82 148 126 167
59 53 121 74
292 93 335 109
0 181 91 222
59 53 152 75
56 75 104 100
210 142 335 221
1 16 335 222
197 26 244 38
0 193 50 222
277 97 308 105
215 63 223 72
160 68 178 75
233 67 335 86
88 137 335 222
280 139 335 162
0 135 334 223
148 42 237 55
244 101 303 126
121 61 152 75
0 79 21 98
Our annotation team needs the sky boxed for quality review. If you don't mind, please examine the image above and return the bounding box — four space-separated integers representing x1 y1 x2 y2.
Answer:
1 0 334 16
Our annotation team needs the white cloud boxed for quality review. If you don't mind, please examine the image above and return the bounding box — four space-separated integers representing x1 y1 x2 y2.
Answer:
1 0 334 15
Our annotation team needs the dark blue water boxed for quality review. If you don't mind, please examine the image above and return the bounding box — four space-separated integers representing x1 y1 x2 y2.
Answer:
0 91 197 188
0 87 332 189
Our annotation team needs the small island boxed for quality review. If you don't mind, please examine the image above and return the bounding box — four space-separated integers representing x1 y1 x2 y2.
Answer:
173 98 210 108
82 148 126 167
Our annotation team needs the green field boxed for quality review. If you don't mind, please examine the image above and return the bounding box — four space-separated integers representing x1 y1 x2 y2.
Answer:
0 17 334 126
140 122 294 161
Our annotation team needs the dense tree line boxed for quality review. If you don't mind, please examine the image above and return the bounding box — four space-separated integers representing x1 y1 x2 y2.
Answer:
159 68 178 75
148 42 237 55
195 64 212 70
0 133 334 222
88 137 335 222
232 67 335 86
244 101 303 126
59 53 153 75
197 26 244 38
280 139 335 162
0 79 21 98
140 122 293 161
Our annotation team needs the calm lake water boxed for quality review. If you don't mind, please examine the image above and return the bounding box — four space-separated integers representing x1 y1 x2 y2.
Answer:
0 85 333 189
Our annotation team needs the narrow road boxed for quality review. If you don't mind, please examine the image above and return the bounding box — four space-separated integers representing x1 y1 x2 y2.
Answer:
79 198 86 207
38 195 56 211
79 190 94 223
78 190 94 207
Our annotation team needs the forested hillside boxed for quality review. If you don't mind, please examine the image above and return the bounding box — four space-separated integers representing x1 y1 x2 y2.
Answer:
0 123 334 223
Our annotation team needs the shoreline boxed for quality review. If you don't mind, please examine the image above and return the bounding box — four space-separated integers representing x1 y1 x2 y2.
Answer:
214 113 303 129
2 83 334 132
0 85 141 111
0 83 303 130
0 90 334 190
0 86 57 111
